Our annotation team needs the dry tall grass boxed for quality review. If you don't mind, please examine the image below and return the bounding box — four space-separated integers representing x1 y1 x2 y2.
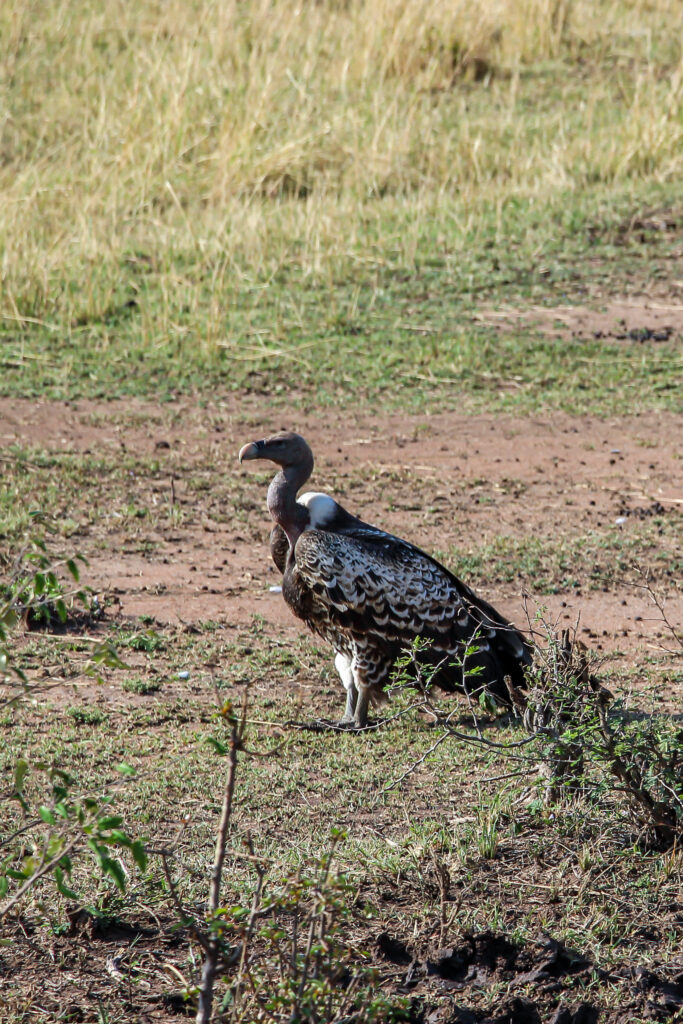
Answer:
1 0 681 324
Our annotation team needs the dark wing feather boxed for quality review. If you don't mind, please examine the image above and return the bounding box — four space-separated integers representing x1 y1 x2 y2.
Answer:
275 500 530 694
289 527 531 697
323 520 531 664
294 529 492 649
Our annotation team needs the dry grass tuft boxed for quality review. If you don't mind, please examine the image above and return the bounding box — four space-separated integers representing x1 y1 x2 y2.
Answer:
1 0 682 326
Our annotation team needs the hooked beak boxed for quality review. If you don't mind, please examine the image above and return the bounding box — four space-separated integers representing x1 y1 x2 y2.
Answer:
238 440 265 464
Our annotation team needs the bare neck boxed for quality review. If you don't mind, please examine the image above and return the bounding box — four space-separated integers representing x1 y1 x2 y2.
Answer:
267 460 312 548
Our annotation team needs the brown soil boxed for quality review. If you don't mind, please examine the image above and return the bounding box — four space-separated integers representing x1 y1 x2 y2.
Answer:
476 296 683 344
3 395 681 669
3 914 681 1023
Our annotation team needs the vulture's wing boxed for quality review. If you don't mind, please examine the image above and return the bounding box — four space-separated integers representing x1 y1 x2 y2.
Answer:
330 522 530 664
293 528 506 653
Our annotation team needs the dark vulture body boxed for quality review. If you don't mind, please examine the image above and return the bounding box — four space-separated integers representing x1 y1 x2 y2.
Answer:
239 432 531 728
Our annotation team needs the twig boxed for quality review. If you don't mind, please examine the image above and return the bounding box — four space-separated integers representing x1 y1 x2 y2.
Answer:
480 769 531 784
382 731 451 793
591 567 682 651
232 839 267 1012
195 693 246 1024
0 818 41 851
635 568 682 651
441 724 539 751
0 455 43 469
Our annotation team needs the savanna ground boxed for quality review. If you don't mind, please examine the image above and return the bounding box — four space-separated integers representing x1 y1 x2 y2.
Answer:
1 1 683 1021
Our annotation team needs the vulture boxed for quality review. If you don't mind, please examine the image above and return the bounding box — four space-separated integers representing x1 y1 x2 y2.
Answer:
238 431 531 728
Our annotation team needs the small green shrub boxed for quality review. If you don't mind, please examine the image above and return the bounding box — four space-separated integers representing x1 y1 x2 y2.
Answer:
118 630 166 652
3 534 91 631
205 838 413 1023
122 677 162 695
66 707 107 726
0 761 146 912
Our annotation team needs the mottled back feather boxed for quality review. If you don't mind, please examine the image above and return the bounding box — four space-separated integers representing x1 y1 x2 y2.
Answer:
269 485 530 702
284 528 529 696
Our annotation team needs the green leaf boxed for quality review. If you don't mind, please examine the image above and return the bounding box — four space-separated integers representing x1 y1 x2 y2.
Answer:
54 866 79 901
92 644 128 670
1 608 18 631
87 839 106 867
108 829 132 847
115 763 136 776
39 806 56 825
105 857 127 892
131 841 148 872
205 736 228 756
55 599 67 624
34 572 46 596
46 835 65 859
97 815 123 830
14 759 29 793
0 877 8 898
66 559 80 582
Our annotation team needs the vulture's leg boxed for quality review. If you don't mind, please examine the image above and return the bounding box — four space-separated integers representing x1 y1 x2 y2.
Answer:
353 683 372 729
335 652 358 726
350 654 374 729
350 648 391 729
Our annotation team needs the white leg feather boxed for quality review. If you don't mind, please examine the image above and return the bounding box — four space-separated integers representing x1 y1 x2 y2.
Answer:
335 652 357 725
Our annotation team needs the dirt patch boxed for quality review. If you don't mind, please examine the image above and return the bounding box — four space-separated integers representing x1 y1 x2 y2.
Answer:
3 916 682 1023
0 913 194 1023
475 297 683 344
2 396 681 671
375 928 683 1022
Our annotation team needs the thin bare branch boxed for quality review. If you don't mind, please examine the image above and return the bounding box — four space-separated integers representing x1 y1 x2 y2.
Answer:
196 691 246 1024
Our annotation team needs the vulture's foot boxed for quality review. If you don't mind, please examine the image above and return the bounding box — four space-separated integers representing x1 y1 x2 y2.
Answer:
295 717 358 732
334 716 365 730
298 717 373 732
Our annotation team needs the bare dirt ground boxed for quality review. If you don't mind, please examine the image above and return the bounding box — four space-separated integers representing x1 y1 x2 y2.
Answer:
476 295 683 346
3 395 681 677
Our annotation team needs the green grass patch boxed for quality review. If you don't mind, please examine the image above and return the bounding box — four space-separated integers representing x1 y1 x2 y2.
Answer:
2 0 683 418
445 516 682 594
3 184 681 412
121 676 162 695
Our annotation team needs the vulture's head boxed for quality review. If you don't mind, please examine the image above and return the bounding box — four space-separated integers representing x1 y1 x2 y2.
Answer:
238 431 313 472
239 431 315 539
